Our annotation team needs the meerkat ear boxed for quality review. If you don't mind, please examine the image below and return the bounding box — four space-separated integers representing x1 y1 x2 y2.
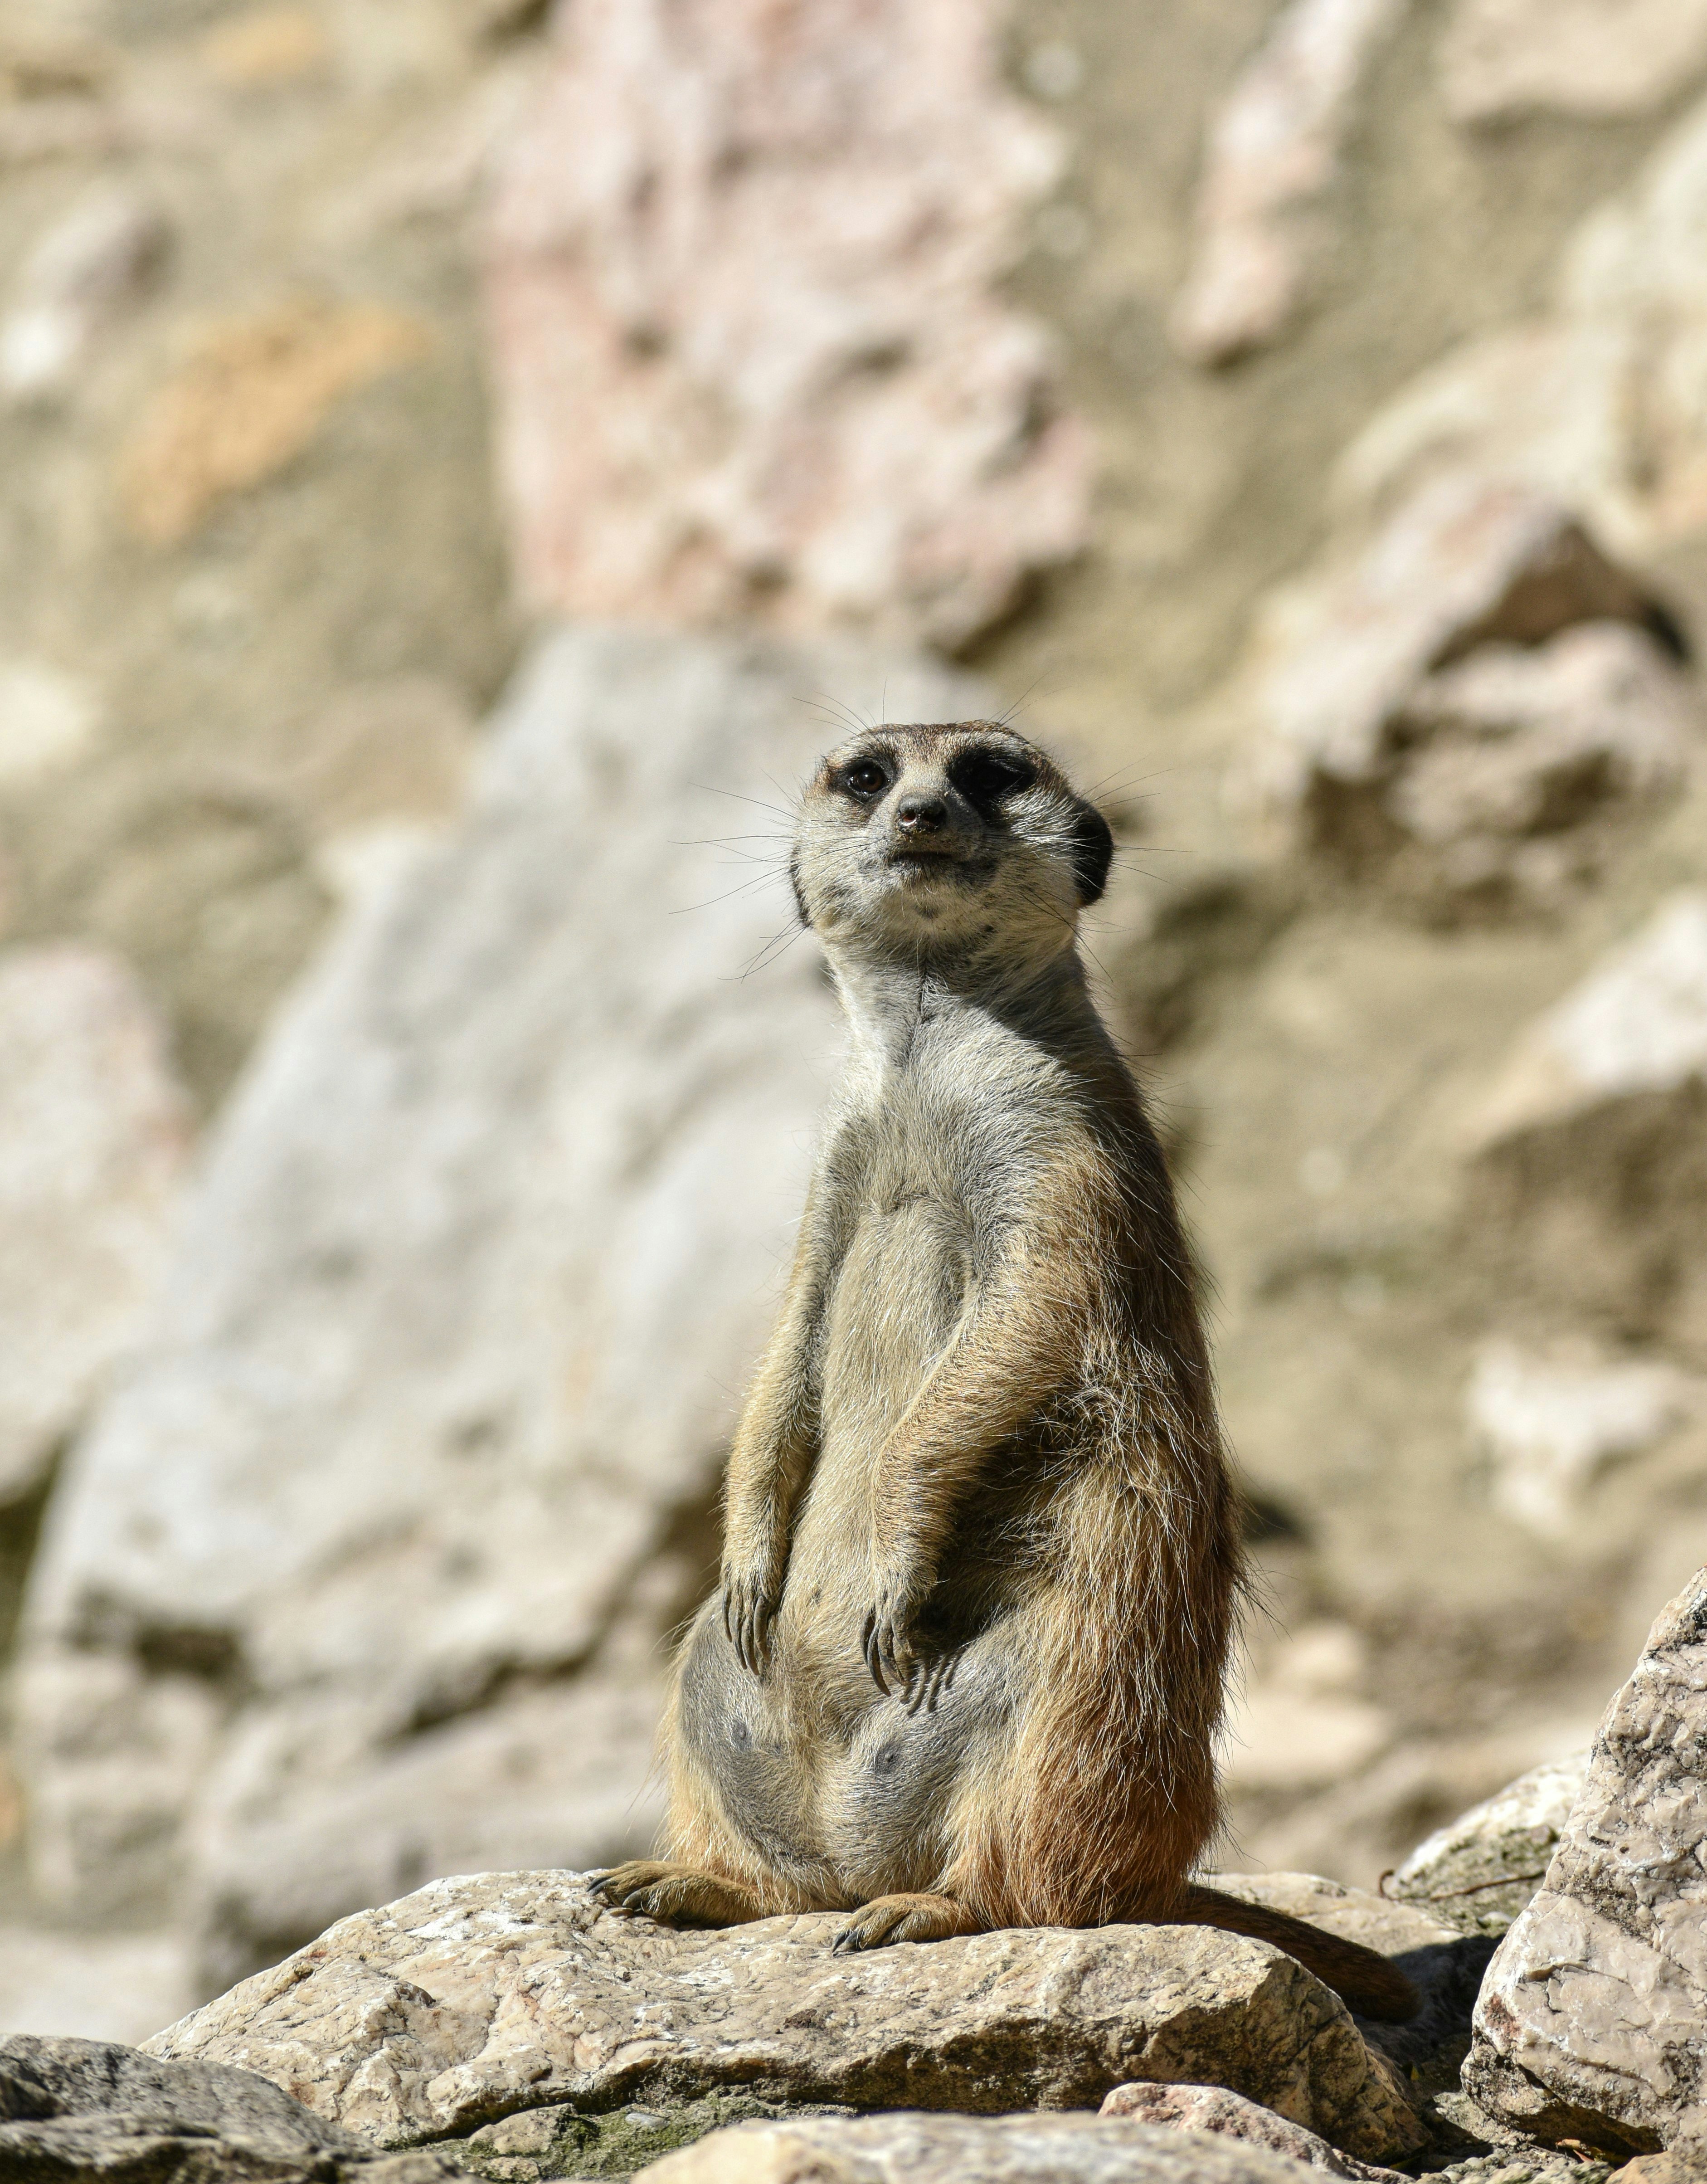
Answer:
1071 803 1114 905
790 849 812 928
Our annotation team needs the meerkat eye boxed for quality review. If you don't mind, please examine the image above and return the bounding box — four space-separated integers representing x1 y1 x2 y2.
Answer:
950 748 1036 811
834 758 891 801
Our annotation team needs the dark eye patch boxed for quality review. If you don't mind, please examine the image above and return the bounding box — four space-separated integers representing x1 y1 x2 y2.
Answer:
948 747 1036 812
831 756 892 801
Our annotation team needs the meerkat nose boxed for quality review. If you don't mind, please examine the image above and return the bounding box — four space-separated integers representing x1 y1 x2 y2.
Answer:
895 795 948 834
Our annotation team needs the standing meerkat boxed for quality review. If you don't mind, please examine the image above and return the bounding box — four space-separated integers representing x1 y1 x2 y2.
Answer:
595 722 1416 2022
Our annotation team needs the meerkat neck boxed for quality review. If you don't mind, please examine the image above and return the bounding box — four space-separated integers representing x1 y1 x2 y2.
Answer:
827 942 1099 1067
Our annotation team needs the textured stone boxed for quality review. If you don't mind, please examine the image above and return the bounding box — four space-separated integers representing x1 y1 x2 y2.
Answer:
481 0 1089 651
633 2111 1334 2184
0 180 169 405
1467 1343 1692 1538
119 301 431 544
1459 895 1707 1340
1098 2082 1406 2179
0 2034 461 2182
1467 1568 1707 2154
1253 478 1666 809
1172 0 1408 366
0 944 191 1506
1369 621 1696 916
1332 86 1707 568
15 627 981 1966
1440 0 1707 125
144 1870 1426 2164
1389 1752 1591 1937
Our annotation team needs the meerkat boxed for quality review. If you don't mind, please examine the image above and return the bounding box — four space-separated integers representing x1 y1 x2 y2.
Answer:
593 722 1416 2023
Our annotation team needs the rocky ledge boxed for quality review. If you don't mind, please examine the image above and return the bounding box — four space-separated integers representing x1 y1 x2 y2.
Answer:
141 1872 1426 2165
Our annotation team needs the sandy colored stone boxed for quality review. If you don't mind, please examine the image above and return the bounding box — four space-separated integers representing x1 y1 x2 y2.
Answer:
1467 1567 1707 2154
143 1870 1425 2163
204 7 333 89
1331 83 1707 567
120 301 430 544
1389 1752 1591 1936
1466 1342 1692 1538
1099 2082 1406 2179
1253 476 1664 804
15 627 981 1965
0 943 191 1505
481 0 1089 651
1172 0 1408 366
633 2110 1336 2184
0 179 170 405
1441 0 1707 124
0 2033 461 2182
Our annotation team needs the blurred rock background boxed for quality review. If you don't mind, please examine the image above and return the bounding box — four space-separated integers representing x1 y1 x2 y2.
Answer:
2 0 1706 2043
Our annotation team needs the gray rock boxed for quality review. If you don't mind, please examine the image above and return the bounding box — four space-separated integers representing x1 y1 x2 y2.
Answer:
1389 1752 1591 1935
0 2033 461 2181
15 626 986 1965
143 1869 1427 2164
631 2111 1346 2184
1440 0 1707 124
0 180 170 405
1172 0 1409 367
1255 477 1668 808
481 0 1089 650
1458 893 1707 1345
0 943 192 1506
1098 2081 1407 2179
1466 1567 1707 2155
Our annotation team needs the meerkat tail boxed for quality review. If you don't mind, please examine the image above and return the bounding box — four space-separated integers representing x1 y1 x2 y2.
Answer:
1172 1884 1421 2023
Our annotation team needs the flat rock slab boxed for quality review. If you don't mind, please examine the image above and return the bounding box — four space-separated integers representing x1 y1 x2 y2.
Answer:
143 1872 1422 2164
1099 2081 1407 2179
0 2033 461 2182
1467 1567 1707 2154
632 2111 1339 2183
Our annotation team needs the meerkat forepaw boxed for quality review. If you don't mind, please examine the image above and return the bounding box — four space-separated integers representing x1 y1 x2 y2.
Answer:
832 1892 979 1951
861 1575 929 1695
720 1566 781 1677
589 1861 763 1928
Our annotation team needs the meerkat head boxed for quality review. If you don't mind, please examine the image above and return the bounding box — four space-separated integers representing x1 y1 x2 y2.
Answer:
791 722 1114 976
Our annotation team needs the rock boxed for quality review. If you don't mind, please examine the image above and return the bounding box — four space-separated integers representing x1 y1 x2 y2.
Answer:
1369 622 1695 917
1099 2082 1405 2179
1172 0 1408 366
1389 1751 1591 1937
15 626 982 1967
0 655 101 785
1614 2156 1707 2184
143 1869 1426 2164
1221 1623 1393 1795
1205 1871 1493 2101
480 0 1090 651
632 2111 1344 2184
1459 894 1707 1342
455 2091 855 2182
0 1926 191 2046
118 301 431 544
1330 87 1707 569
1253 477 1670 813
0 180 170 405
1466 1567 1707 2155
0 944 192 1506
1466 1341 1692 1536
0 2033 461 2182
1440 0 1707 125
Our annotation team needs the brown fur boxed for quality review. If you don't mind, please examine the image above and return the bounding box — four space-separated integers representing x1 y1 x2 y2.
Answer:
594 723 1417 2023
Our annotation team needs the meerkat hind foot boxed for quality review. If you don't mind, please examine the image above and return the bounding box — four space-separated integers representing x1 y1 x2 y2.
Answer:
832 1892 982 1953
589 1861 767 1928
